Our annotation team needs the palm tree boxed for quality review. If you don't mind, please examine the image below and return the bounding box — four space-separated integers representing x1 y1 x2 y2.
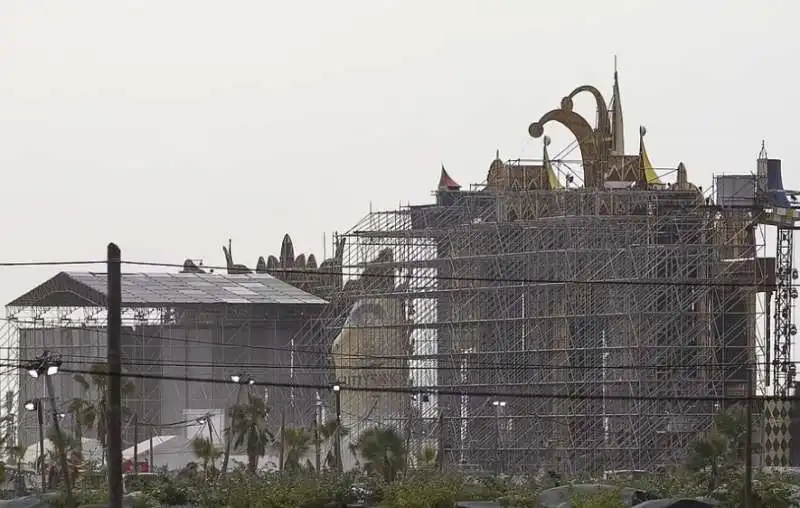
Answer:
353 426 406 483
45 428 80 490
688 403 755 491
276 427 312 473
63 398 94 456
318 418 349 471
3 390 16 449
190 436 221 476
72 362 135 464
229 392 273 473
6 444 26 496
415 445 437 470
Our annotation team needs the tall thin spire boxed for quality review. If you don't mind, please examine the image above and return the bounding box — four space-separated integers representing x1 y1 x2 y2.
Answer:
610 56 625 155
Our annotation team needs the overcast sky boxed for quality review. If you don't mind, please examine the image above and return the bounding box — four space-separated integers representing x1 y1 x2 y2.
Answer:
0 0 798 308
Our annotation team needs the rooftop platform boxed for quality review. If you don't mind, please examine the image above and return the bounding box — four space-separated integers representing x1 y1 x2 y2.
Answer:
7 271 328 308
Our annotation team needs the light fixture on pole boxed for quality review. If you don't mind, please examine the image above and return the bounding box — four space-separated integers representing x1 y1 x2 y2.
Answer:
24 351 62 379
24 399 46 490
314 392 322 474
332 383 342 475
492 400 507 474
221 373 255 476
230 374 255 385
24 351 72 503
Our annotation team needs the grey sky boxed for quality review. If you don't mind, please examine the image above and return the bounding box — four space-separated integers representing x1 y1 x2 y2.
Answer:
0 0 798 307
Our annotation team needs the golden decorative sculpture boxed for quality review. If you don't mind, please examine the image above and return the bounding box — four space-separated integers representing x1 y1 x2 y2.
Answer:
527 70 653 188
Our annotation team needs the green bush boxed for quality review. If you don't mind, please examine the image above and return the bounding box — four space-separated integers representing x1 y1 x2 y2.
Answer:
35 464 800 508
570 489 626 508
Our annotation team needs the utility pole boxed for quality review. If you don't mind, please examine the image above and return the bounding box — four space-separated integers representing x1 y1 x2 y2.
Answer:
278 412 285 475
403 403 412 478
205 416 214 445
107 243 123 508
333 384 342 475
36 401 45 491
314 394 321 475
148 427 154 473
221 375 252 477
492 400 507 475
133 413 139 476
744 367 753 508
45 374 73 503
437 409 445 473
25 352 71 504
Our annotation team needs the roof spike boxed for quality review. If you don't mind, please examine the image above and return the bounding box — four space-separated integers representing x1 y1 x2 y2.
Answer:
676 161 688 188
438 165 461 191
543 135 561 189
638 124 661 186
610 58 624 155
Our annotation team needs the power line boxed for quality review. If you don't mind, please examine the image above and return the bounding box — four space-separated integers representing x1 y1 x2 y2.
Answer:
4 361 793 403
8 350 772 373
0 256 767 288
1 316 763 372
122 260 770 288
0 260 104 267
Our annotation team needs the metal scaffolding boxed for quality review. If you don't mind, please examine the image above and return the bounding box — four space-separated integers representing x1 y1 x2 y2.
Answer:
289 76 769 476
0 272 327 463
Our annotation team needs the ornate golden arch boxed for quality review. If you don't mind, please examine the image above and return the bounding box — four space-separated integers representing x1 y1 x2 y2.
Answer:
528 87 611 188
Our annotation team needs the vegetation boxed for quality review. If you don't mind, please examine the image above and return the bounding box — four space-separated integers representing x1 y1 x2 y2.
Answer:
1 400 798 507
275 426 313 473
71 362 136 465
228 391 274 473
352 426 406 483
190 435 221 476
318 417 349 471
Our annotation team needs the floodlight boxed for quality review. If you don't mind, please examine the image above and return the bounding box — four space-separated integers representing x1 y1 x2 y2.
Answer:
332 384 341 392
46 364 59 376
230 375 241 383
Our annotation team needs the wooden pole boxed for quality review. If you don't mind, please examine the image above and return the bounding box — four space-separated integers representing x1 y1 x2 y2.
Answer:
107 243 124 508
133 413 139 476
278 412 285 475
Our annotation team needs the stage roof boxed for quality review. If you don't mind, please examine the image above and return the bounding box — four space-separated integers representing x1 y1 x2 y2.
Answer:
7 271 328 308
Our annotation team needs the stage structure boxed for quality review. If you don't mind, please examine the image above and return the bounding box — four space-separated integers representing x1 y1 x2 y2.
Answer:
751 143 800 467
286 71 779 475
1 270 327 456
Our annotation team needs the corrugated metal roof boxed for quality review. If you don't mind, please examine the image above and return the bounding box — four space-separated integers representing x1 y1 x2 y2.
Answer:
7 271 328 307
71 272 327 305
